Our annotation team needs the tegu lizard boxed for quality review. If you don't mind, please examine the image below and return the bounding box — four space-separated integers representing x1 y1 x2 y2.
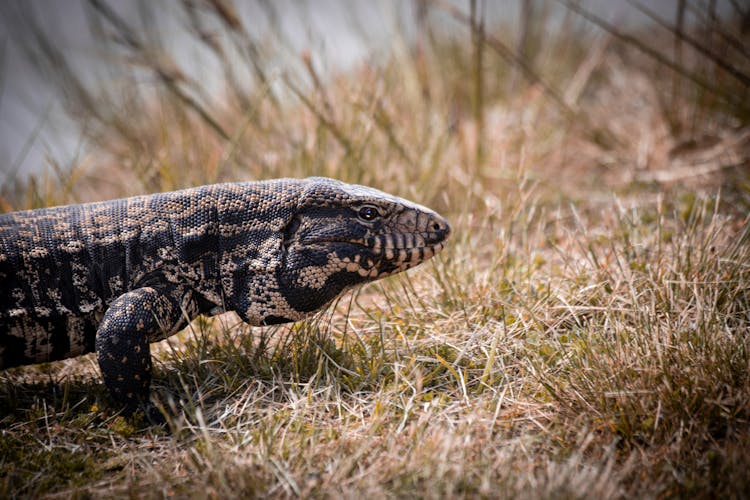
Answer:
0 177 450 415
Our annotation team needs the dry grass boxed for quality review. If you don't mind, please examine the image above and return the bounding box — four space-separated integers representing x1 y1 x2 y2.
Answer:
1 0 750 498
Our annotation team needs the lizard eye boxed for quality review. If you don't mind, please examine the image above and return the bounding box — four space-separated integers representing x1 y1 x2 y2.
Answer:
358 206 381 221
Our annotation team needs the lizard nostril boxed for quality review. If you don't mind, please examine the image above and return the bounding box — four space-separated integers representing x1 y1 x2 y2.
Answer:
426 217 451 243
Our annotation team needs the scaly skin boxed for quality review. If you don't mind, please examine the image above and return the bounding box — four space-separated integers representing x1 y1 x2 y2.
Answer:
0 177 450 414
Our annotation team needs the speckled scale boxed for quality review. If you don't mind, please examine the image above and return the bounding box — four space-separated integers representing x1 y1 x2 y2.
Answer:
0 177 450 414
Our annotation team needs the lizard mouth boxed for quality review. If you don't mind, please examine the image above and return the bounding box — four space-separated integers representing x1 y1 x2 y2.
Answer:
375 239 447 266
364 233 448 261
317 220 451 252
363 227 450 252
297 216 451 271
336 227 450 269
324 237 447 280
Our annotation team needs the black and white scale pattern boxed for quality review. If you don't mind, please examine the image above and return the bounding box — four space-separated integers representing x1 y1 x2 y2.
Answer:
0 177 450 413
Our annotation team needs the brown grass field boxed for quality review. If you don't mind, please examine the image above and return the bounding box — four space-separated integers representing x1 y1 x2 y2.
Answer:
1 1 750 497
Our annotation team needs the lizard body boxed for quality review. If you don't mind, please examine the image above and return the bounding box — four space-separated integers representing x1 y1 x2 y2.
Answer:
0 177 450 413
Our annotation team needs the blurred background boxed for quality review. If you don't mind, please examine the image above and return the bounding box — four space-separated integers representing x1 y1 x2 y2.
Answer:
0 0 747 212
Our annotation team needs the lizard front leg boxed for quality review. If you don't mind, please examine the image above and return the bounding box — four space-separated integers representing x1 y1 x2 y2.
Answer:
95 287 188 416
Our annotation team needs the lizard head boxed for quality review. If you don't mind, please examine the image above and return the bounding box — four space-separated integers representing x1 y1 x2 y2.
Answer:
266 177 450 323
